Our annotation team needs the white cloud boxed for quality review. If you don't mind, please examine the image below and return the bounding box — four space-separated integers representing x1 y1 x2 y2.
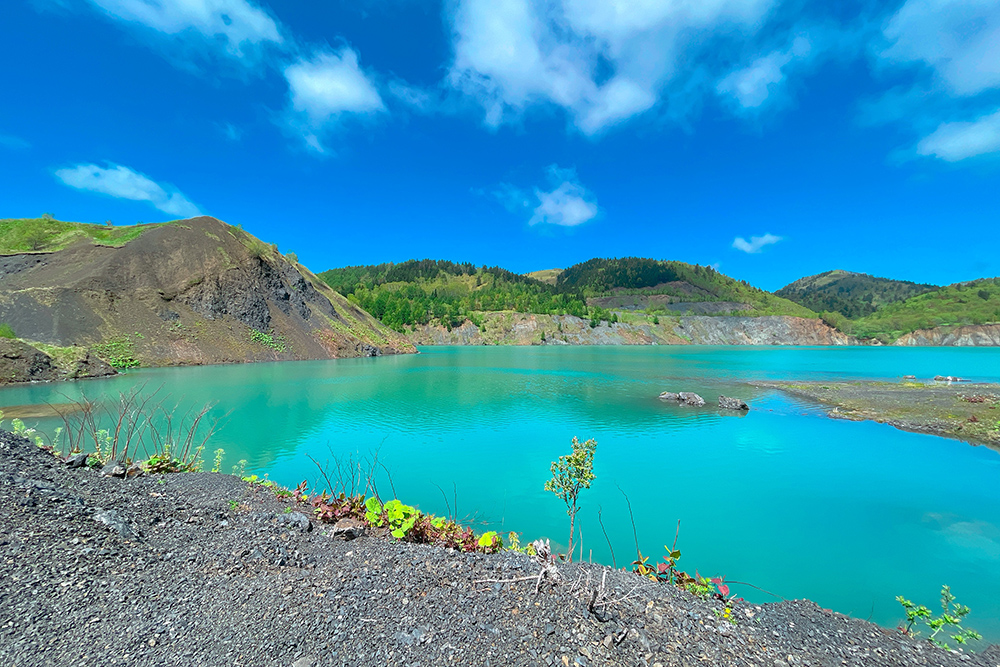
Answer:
283 47 386 152
55 163 202 217
447 0 779 134
916 109 1000 161
881 0 1000 96
529 166 599 227
717 37 811 108
86 0 283 58
732 233 781 253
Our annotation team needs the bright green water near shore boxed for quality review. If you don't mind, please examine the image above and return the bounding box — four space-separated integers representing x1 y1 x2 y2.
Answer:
2 346 1000 641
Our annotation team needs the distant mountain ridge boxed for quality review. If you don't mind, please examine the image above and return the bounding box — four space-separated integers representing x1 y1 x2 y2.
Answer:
775 270 936 319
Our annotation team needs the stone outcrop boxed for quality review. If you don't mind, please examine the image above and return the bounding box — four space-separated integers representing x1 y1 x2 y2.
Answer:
658 391 705 406
0 338 115 385
894 324 1000 346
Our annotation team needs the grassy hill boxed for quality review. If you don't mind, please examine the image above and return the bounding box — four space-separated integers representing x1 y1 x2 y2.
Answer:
556 257 815 317
849 278 1000 342
320 257 816 332
775 270 936 319
319 260 588 332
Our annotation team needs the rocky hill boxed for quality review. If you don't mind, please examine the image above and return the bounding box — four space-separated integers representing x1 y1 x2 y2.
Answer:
0 217 413 373
407 312 854 346
776 270 936 319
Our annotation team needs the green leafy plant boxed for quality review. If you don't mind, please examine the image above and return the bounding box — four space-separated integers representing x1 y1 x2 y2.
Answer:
544 436 597 563
211 448 225 473
0 323 15 339
232 459 247 477
897 586 982 649
249 328 286 353
228 499 238 511
91 337 139 369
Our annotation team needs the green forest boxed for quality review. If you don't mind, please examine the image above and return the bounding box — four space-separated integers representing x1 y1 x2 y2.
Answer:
775 270 935 319
846 278 1000 341
319 260 589 331
320 257 814 331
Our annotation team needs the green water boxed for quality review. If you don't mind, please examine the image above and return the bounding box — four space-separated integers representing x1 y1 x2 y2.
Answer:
2 346 999 641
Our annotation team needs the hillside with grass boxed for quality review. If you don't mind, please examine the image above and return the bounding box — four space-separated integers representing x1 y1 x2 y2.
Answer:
0 216 413 375
849 278 1000 342
775 270 936 319
319 260 589 332
556 257 816 317
321 257 819 338
0 216 149 253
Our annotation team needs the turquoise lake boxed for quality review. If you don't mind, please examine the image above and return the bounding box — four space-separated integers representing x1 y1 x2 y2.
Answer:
2 345 999 641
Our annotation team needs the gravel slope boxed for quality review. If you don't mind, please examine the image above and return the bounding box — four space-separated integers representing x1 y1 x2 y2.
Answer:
2 429 997 667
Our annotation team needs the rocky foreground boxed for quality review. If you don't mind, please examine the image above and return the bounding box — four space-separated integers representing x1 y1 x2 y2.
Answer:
2 430 998 667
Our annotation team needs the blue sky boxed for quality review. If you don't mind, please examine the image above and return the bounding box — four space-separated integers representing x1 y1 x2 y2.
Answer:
1 0 998 290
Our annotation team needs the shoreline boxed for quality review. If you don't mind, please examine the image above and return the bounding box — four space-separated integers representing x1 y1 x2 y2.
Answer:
3 429 999 665
753 379 1000 451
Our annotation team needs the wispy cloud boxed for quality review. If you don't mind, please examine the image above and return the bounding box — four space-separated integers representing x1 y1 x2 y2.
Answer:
493 165 599 227
85 0 283 60
447 0 778 134
0 133 31 150
732 233 782 253
282 47 386 153
917 109 1000 161
54 163 202 217
717 37 811 109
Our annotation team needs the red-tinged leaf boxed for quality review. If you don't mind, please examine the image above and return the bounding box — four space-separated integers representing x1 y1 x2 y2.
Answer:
711 577 722 584
657 563 669 574
718 584 730 597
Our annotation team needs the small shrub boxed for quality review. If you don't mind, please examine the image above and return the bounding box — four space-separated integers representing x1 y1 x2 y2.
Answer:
544 436 597 562
92 337 139 369
898 585 981 649
249 328 286 353
0 323 15 339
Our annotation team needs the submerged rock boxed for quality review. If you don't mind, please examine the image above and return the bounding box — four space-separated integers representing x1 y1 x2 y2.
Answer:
658 391 706 406
718 396 749 411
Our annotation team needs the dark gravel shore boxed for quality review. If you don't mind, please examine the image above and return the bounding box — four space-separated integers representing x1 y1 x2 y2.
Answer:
2 429 998 667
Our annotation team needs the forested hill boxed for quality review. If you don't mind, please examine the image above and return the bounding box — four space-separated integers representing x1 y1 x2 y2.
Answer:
319 257 815 332
556 257 815 317
775 270 936 319
318 260 589 331
849 278 1000 341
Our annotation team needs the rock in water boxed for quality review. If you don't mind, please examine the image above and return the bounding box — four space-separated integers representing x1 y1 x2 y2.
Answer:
718 396 749 411
658 391 679 400
678 392 705 407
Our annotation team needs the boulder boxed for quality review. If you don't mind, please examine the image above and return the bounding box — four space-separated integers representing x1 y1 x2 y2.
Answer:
678 392 705 407
718 396 749 411
933 375 965 382
276 511 312 532
100 462 126 478
64 452 89 468
658 391 679 400
331 517 365 540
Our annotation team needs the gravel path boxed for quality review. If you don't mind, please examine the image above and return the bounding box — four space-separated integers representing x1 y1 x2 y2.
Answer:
2 429 997 667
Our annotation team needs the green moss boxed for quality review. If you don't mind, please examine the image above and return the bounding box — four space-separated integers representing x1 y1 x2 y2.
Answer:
0 323 15 339
0 218 153 254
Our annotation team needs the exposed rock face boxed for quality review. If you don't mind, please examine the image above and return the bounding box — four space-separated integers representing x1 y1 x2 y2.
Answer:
719 396 750 411
0 338 115 385
0 217 414 368
894 324 1000 346
408 312 857 346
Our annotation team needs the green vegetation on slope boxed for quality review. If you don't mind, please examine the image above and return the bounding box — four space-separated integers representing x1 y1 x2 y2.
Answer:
319 260 589 331
775 270 936 319
557 257 815 317
848 278 1000 342
0 217 151 254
